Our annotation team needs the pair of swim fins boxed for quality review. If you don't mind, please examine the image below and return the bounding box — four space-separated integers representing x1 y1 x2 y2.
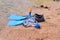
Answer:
8 14 27 26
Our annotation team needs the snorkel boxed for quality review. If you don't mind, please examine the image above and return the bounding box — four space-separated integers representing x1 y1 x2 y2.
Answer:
28 8 32 18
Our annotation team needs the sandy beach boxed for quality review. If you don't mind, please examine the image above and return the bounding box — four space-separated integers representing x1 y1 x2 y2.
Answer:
0 0 60 40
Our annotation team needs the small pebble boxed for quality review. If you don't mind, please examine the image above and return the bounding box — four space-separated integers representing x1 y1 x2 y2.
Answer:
40 5 44 8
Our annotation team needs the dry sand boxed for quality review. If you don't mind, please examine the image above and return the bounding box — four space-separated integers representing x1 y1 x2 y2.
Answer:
0 0 60 40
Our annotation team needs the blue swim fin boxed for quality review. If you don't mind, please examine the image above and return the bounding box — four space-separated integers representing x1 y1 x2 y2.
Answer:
8 20 24 26
8 14 27 20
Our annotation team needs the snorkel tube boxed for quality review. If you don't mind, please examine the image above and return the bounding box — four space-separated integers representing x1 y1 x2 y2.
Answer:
28 8 32 17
